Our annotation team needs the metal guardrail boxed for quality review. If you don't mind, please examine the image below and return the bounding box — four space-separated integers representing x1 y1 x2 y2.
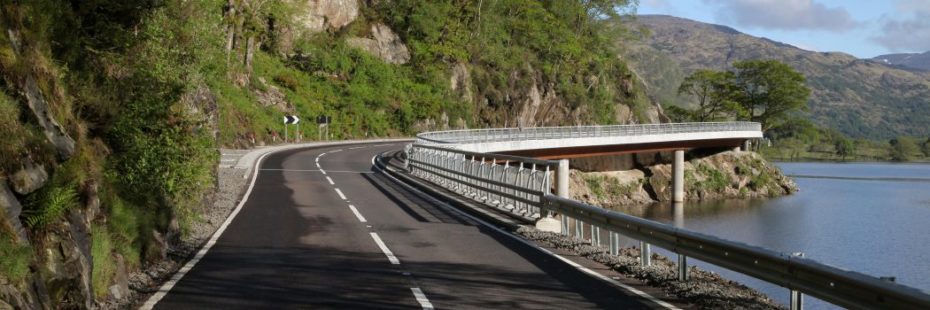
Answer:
407 145 555 219
416 121 761 145
405 122 930 310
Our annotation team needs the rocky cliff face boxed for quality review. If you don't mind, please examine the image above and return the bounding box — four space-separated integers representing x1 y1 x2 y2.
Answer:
571 150 797 207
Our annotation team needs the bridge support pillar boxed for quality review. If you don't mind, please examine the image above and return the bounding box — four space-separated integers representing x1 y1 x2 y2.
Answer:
672 150 685 203
537 159 568 233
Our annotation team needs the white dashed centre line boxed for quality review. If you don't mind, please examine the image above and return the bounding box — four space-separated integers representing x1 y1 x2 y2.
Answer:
334 188 347 200
326 176 335 185
369 232 400 265
348 205 367 223
411 288 434 310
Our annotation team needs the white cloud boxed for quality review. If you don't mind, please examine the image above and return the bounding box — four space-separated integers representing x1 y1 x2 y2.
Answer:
704 0 859 32
895 0 930 14
871 0 930 52
872 12 930 52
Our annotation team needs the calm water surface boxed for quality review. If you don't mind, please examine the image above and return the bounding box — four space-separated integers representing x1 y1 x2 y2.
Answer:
610 162 930 309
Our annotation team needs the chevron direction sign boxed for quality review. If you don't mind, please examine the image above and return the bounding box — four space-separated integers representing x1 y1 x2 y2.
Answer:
284 115 300 124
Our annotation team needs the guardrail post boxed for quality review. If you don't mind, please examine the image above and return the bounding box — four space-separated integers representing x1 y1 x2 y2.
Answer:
536 159 568 233
673 150 685 203
790 252 804 310
640 241 651 267
678 255 689 281
609 232 618 255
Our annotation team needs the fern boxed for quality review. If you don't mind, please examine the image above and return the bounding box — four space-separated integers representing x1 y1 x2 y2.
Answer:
22 186 79 228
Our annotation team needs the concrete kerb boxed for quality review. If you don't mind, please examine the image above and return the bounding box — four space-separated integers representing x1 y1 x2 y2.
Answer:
231 139 414 179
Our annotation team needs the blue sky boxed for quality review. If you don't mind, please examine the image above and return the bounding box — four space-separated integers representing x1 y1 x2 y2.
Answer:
637 0 930 58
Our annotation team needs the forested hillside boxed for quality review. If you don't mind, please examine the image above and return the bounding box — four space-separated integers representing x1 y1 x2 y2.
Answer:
0 1 659 307
628 15 930 139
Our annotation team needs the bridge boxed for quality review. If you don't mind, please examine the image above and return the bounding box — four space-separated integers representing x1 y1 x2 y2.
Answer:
143 123 930 310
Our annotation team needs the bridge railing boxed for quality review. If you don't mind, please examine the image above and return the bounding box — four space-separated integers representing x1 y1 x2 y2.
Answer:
407 144 555 219
404 123 930 310
416 121 761 144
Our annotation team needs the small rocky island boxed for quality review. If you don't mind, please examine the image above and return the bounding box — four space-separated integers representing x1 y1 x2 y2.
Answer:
569 150 798 207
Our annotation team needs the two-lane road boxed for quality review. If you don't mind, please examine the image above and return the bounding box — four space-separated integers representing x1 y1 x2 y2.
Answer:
152 142 664 309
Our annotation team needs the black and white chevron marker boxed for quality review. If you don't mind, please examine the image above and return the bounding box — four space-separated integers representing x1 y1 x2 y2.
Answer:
283 115 300 124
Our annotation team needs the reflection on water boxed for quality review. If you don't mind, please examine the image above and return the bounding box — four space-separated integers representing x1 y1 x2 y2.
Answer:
601 162 930 309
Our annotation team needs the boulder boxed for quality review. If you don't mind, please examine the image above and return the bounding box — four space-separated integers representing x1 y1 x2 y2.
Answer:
39 210 94 309
0 181 28 243
181 85 219 140
107 254 130 301
449 62 473 102
346 23 410 64
295 0 359 33
253 78 293 111
9 161 48 195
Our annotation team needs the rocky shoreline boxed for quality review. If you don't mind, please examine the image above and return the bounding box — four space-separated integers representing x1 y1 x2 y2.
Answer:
516 226 784 309
572 150 798 208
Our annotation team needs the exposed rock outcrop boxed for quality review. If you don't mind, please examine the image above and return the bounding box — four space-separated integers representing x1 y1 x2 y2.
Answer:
346 23 411 64
181 85 220 140
0 181 28 243
571 151 797 207
253 78 293 112
450 62 474 102
295 0 359 33
10 160 48 195
39 209 94 309
6 30 75 159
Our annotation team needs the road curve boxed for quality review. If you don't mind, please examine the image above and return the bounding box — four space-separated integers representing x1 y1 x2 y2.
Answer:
153 142 661 309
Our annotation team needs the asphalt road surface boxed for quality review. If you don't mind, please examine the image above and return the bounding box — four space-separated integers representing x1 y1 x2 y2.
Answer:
153 142 662 309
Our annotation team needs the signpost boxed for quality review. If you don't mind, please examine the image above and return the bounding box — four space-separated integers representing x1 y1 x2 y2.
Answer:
283 115 300 143
317 115 331 141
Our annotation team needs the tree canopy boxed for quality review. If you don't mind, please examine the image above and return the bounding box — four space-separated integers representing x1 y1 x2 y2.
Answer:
675 69 744 121
732 60 810 131
667 59 810 132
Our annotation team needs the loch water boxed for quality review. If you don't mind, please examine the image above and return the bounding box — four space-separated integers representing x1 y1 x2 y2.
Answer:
610 162 930 309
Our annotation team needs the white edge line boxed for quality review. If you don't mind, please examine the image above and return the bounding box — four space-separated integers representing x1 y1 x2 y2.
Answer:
326 176 335 185
320 169 327 175
141 151 273 309
348 205 367 223
411 287 434 310
370 232 400 264
334 188 347 200
373 158 680 310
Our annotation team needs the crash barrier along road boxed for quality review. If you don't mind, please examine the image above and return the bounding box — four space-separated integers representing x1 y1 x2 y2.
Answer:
405 122 930 310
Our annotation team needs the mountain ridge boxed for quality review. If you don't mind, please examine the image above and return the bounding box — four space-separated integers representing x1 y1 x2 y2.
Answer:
627 14 930 139
872 51 930 71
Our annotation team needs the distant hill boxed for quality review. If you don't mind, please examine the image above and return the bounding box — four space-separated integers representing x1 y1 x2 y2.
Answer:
873 52 930 71
626 15 930 139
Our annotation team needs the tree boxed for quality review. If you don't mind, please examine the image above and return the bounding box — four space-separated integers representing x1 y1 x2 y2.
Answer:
889 137 919 161
677 69 744 121
923 137 930 157
834 137 855 160
732 60 810 131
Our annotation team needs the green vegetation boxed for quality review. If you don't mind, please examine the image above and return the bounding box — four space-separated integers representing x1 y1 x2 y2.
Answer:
758 117 930 162
692 163 729 192
583 174 642 200
633 15 930 140
91 225 115 298
666 59 809 131
22 185 78 228
665 69 742 121
0 0 657 303
0 230 31 282
890 136 922 162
